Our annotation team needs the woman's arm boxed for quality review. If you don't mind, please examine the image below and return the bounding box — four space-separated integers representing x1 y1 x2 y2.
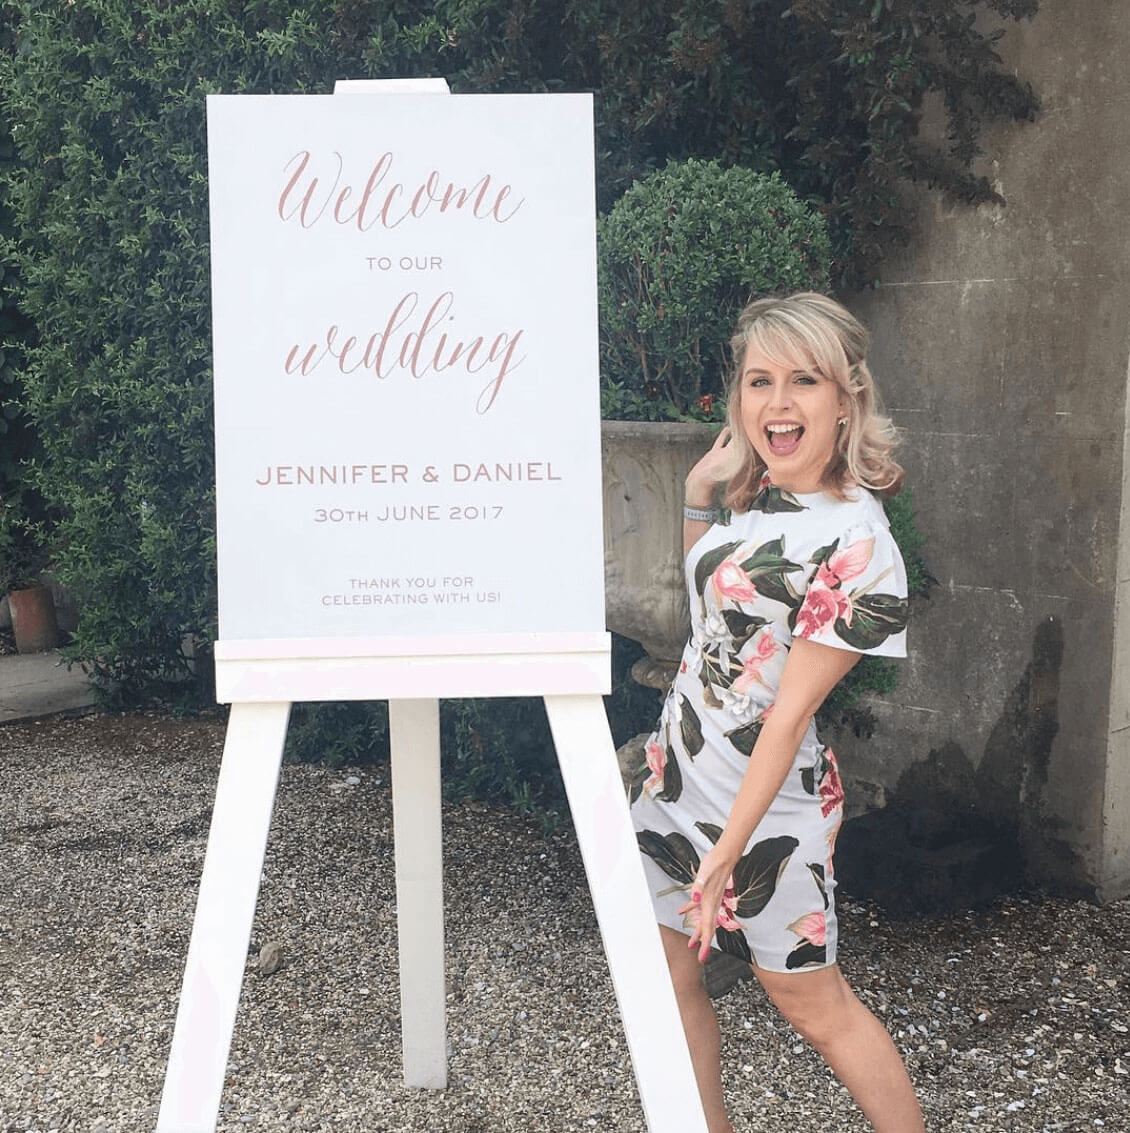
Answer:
684 637 860 963
684 426 734 556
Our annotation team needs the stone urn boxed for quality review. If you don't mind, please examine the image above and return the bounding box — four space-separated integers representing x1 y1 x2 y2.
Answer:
601 420 716 688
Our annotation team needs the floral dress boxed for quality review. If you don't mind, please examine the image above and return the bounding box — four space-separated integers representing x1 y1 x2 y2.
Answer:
629 474 909 973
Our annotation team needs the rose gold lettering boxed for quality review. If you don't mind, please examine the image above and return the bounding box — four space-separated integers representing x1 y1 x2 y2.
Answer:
278 150 343 228
475 332 525 414
364 293 419 377
491 184 523 222
354 153 394 230
283 297 523 413
410 171 439 219
285 337 330 376
402 292 454 378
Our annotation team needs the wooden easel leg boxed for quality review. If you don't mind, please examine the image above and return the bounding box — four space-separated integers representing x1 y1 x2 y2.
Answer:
157 701 291 1133
544 694 709 1133
389 698 447 1088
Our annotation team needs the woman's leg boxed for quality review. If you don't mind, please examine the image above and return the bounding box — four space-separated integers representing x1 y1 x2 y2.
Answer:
753 962 926 1133
658 925 734 1133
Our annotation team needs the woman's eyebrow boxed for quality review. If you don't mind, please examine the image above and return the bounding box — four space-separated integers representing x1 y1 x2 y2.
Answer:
743 367 814 376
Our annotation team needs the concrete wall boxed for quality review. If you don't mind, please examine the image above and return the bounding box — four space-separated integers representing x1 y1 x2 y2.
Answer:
843 0 1130 899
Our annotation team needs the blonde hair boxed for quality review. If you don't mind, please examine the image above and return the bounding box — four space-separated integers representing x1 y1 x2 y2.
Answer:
722 292 903 511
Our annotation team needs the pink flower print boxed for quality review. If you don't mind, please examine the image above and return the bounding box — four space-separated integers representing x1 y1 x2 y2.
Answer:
819 748 845 818
731 629 779 694
680 879 741 935
642 740 666 796
826 824 839 880
825 536 875 585
814 561 839 589
794 575 853 638
712 559 757 603
788 910 827 947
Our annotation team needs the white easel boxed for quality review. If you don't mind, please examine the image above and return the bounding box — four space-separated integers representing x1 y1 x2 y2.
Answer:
156 81 707 1133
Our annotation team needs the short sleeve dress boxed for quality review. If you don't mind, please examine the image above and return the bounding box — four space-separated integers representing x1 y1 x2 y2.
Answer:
628 473 909 973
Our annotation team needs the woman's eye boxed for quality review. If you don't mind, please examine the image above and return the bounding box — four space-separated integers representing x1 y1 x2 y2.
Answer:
747 377 768 388
795 374 817 385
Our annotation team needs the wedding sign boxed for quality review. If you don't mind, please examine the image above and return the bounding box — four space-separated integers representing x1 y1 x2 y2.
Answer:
206 94 603 643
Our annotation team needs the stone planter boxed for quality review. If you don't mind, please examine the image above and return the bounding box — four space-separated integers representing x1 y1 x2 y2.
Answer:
601 419 716 688
8 582 61 654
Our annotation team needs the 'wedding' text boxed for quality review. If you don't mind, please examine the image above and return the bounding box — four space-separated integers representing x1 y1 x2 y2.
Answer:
284 291 524 414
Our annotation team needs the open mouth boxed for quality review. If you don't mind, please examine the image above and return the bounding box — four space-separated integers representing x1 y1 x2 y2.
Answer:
766 423 804 456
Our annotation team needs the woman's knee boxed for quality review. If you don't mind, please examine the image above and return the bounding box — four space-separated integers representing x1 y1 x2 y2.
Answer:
757 965 856 1049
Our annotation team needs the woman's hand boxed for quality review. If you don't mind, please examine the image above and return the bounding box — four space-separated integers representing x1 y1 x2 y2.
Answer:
679 843 740 965
685 426 737 506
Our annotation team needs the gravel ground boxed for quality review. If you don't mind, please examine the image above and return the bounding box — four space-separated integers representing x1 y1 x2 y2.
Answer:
2 712 1128 1133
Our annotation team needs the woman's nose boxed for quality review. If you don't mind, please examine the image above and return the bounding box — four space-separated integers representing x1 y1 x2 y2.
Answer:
770 380 793 409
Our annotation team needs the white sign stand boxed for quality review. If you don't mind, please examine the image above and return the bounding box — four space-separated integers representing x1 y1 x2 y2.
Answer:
156 82 707 1133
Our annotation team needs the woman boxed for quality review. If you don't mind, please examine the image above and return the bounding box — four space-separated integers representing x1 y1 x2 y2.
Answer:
629 292 925 1132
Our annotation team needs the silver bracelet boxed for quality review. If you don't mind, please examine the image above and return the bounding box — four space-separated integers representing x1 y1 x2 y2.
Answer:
683 503 719 523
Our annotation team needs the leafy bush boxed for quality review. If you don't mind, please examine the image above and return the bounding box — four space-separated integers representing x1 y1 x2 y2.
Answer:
598 160 830 418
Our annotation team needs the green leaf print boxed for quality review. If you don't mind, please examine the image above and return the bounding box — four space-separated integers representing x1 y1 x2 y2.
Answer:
739 538 803 582
627 761 649 806
698 655 726 707
678 695 705 759
758 574 803 612
715 926 752 964
737 540 805 610
800 749 828 796
657 742 683 803
807 862 829 909
786 939 827 969
738 535 784 564
693 540 743 598
751 484 808 514
724 717 765 758
809 539 840 566
834 592 909 649
637 830 700 886
721 609 769 648
696 823 799 918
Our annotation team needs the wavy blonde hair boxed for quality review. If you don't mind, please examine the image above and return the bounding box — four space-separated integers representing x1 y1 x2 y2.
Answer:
722 292 903 512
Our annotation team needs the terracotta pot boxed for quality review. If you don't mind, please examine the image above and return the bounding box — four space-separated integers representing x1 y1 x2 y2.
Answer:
9 583 61 653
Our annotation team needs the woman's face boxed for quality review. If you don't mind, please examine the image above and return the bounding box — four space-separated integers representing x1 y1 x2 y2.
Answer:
738 342 846 494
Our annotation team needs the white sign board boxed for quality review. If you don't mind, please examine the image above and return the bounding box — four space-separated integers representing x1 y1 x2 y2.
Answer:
206 94 603 644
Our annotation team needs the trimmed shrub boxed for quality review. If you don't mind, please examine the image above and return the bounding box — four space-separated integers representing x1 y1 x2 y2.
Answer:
598 160 830 419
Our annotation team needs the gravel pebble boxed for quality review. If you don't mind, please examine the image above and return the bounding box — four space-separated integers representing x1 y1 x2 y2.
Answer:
2 712 1128 1131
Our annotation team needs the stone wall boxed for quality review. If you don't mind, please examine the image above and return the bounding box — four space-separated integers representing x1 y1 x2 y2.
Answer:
842 0 1130 900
